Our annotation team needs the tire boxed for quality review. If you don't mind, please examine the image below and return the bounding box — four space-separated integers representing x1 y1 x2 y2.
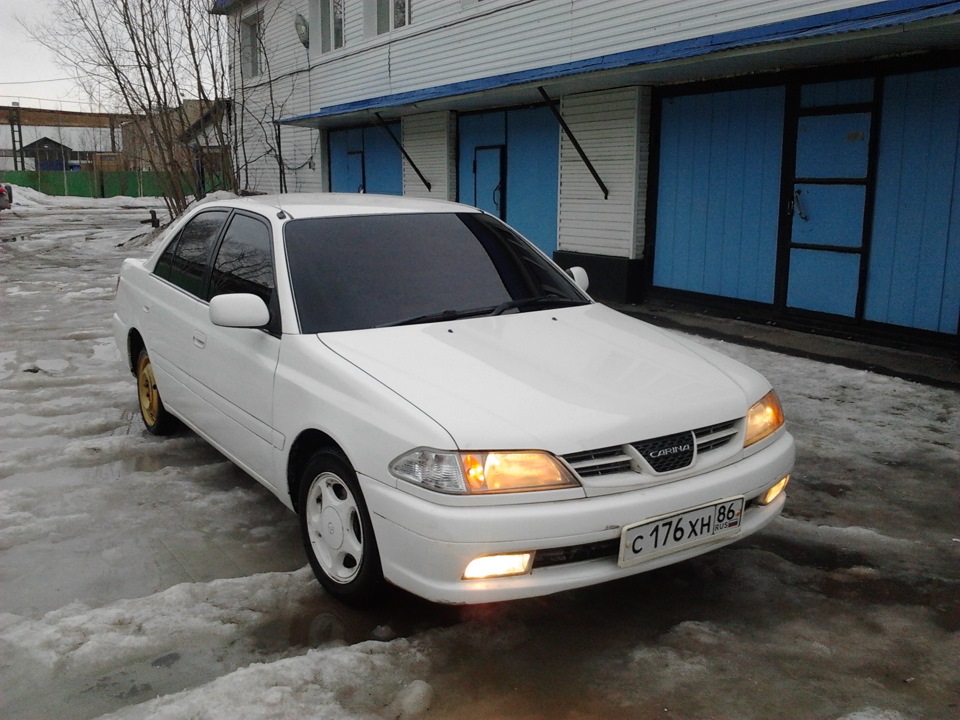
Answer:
135 348 178 435
298 450 384 604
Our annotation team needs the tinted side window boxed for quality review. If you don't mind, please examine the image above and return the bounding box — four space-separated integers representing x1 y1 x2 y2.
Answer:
209 214 275 304
154 235 178 280
165 211 229 297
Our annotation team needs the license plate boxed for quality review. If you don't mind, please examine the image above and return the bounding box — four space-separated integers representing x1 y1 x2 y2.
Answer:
619 497 744 567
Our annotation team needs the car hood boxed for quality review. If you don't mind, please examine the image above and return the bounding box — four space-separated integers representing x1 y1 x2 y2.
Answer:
318 304 769 453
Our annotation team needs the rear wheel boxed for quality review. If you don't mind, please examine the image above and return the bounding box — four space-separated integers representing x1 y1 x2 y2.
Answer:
136 348 177 435
298 450 384 604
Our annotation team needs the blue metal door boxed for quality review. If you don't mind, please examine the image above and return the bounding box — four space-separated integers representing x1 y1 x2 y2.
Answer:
474 146 504 217
329 124 402 195
865 67 960 334
653 87 784 302
784 93 874 317
459 108 558 255
346 151 365 193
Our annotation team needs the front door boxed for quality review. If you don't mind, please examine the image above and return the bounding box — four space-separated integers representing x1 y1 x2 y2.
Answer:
474 145 505 218
459 108 559 255
782 83 875 317
346 150 365 193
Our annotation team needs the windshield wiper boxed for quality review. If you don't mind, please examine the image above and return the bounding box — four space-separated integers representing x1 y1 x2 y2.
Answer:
377 305 498 327
379 296 587 327
490 296 588 316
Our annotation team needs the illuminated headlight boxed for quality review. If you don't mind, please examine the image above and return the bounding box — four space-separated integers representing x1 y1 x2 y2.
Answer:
758 475 790 505
463 553 533 580
744 390 785 447
390 449 580 494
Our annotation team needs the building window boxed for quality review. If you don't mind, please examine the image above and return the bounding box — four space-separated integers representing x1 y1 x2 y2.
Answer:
321 0 345 52
377 0 410 34
240 13 263 77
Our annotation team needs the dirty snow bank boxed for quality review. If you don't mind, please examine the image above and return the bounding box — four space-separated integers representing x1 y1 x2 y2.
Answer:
3 184 165 210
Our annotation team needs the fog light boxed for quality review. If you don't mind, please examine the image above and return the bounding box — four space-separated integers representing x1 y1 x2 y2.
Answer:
463 553 533 580
758 475 790 505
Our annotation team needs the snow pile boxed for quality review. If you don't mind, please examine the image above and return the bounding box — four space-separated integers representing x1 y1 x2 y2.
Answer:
2 184 165 210
100 641 433 720
187 189 239 207
0 568 435 720
838 711 907 720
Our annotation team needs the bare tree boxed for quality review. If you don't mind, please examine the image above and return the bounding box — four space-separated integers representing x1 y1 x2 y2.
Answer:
24 0 239 217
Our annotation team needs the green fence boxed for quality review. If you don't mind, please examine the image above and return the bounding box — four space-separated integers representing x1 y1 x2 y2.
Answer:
0 170 224 199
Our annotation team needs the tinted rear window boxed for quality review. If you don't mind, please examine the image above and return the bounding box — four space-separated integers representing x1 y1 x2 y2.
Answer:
284 213 584 333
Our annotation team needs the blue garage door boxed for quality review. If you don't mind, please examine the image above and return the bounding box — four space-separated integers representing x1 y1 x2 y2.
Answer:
865 67 960 334
458 107 559 255
329 123 402 195
785 79 876 317
653 87 785 302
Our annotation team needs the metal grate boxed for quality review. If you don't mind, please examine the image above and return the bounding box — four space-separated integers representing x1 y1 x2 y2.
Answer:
563 445 632 478
693 420 738 453
532 538 620 568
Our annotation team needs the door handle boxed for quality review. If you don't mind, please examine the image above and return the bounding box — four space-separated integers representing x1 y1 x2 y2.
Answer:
793 188 809 222
192 331 206 349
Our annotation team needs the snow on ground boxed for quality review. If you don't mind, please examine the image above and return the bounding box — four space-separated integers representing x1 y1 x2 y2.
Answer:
0 191 957 720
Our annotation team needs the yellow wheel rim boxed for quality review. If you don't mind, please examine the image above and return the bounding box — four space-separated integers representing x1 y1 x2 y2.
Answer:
137 355 160 427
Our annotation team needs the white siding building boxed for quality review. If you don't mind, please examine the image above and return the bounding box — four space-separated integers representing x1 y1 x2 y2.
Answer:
213 0 960 345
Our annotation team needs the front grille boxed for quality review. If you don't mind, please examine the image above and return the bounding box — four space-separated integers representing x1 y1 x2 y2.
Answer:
562 445 632 478
693 420 738 453
562 419 740 479
631 430 695 473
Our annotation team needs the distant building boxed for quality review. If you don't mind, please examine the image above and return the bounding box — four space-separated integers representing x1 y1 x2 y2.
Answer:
120 99 233 196
1 106 129 172
212 0 960 344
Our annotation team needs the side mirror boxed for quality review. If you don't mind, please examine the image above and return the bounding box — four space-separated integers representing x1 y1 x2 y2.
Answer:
209 293 270 328
567 266 589 292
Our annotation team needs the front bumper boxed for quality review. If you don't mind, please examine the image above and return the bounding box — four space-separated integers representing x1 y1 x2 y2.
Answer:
362 431 795 604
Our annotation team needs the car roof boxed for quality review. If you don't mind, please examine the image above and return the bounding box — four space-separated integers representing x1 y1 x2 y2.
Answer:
192 193 482 219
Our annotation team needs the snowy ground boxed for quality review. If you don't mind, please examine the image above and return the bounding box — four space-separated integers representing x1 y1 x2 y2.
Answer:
0 189 957 720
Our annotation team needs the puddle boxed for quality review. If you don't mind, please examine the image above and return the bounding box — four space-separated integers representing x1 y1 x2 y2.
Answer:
251 586 461 655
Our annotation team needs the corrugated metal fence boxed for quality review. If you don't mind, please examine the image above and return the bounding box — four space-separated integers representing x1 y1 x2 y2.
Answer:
0 170 226 199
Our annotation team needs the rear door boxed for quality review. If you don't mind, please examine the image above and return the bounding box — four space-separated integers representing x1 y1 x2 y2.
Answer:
148 209 230 422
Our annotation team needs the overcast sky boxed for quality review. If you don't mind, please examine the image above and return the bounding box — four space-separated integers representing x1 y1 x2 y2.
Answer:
0 0 92 111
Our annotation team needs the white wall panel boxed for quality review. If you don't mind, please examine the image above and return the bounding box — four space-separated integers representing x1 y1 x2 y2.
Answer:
401 112 456 200
295 0 878 109
558 87 641 258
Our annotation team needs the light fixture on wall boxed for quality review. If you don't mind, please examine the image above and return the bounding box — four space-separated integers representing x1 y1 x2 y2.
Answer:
294 13 309 48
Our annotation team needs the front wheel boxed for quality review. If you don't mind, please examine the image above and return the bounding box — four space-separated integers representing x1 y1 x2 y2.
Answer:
298 450 384 604
136 348 178 435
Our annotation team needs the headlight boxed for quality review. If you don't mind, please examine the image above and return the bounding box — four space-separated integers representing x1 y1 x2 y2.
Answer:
744 390 785 447
390 448 580 494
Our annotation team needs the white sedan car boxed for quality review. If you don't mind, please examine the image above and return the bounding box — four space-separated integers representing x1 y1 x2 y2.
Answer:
114 194 794 605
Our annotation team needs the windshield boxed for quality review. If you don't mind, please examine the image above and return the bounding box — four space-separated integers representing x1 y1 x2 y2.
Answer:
284 212 589 333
